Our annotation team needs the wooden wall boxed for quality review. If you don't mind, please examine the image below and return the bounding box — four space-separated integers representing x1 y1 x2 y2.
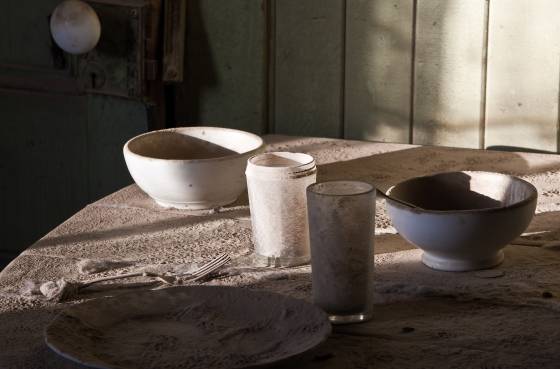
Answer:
183 0 560 152
0 0 148 259
0 92 147 258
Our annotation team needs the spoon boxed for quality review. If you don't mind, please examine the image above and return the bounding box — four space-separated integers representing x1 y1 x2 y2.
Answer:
376 189 421 209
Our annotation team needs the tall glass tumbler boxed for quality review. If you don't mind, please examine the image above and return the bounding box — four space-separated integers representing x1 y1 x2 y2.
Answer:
246 152 317 267
307 181 375 324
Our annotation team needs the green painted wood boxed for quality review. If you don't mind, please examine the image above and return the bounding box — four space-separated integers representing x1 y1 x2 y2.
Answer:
176 0 267 134
413 0 486 148
0 90 89 253
485 0 560 152
0 0 149 255
0 0 61 68
87 95 148 201
0 92 148 255
0 0 74 93
273 0 345 138
344 0 413 143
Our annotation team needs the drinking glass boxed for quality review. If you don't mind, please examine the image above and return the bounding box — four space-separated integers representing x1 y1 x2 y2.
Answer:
307 180 375 323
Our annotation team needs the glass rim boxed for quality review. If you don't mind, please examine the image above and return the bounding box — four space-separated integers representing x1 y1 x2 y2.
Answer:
248 151 315 169
307 180 374 197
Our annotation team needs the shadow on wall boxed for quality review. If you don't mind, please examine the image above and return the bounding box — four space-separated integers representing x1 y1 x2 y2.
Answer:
354 1 483 148
173 0 218 126
411 0 482 148
345 0 419 143
351 2 558 152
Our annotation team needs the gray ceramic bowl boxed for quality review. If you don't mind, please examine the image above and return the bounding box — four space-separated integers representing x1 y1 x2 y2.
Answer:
385 171 537 271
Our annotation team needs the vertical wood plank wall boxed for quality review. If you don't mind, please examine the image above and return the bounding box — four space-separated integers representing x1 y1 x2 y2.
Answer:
273 0 345 138
177 0 267 133
344 0 413 143
0 0 149 259
0 91 147 256
189 0 560 151
485 0 560 151
413 0 486 149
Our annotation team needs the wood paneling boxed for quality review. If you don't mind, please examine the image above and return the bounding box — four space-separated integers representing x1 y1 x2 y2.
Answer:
344 0 414 143
0 91 89 254
0 0 76 94
485 0 560 151
176 0 267 134
0 92 148 255
175 0 560 150
413 0 487 148
0 0 61 68
87 95 147 201
273 0 345 137
0 1 149 259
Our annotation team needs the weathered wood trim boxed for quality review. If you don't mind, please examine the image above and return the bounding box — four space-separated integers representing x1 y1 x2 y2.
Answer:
339 0 346 139
479 0 490 149
0 75 80 95
88 0 147 7
162 0 187 82
409 0 418 144
266 0 276 135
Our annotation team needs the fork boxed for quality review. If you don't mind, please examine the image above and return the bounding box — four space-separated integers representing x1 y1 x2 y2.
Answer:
510 238 560 248
79 253 231 289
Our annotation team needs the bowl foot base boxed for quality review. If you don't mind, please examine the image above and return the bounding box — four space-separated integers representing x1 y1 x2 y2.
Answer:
422 250 504 272
154 198 237 210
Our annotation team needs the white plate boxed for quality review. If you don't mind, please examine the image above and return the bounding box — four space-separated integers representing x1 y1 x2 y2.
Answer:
45 286 331 369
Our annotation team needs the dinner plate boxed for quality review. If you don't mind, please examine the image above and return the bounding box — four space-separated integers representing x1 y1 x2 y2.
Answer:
45 286 331 369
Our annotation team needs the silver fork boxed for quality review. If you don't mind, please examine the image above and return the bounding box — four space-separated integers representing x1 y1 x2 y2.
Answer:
79 253 231 289
176 253 231 283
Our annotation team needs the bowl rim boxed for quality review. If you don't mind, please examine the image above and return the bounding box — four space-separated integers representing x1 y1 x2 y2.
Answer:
386 170 538 214
123 126 264 163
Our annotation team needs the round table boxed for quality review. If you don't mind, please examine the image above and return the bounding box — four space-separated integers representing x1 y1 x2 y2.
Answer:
2 135 560 368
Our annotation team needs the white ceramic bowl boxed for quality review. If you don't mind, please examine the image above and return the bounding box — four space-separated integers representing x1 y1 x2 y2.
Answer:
123 127 264 210
385 171 537 271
